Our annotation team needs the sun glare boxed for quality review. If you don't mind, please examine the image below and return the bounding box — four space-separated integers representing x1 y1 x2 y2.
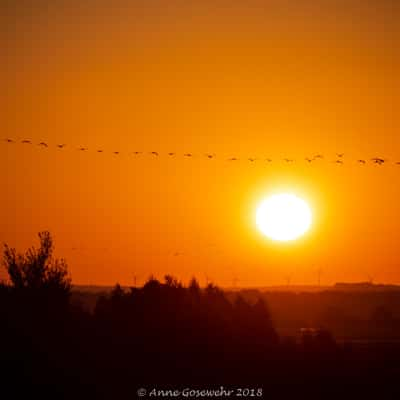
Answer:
256 193 312 242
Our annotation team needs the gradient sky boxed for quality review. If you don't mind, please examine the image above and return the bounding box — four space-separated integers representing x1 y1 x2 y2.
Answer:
2 0 400 286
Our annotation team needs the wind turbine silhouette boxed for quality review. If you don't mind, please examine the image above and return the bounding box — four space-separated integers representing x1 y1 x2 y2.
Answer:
204 273 211 287
317 268 323 287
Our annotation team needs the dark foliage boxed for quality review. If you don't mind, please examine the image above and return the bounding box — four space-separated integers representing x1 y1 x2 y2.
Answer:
1 234 400 399
2 231 71 297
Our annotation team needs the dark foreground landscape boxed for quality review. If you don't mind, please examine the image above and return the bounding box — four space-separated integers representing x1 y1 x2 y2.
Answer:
2 233 400 399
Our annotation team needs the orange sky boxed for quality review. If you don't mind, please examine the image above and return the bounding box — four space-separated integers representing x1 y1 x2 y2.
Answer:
2 0 400 286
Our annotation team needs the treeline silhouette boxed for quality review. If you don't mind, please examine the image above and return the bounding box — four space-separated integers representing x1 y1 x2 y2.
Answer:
223 289 400 341
1 232 400 399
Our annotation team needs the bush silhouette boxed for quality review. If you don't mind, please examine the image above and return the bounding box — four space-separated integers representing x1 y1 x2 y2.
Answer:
2 231 71 296
2 232 399 398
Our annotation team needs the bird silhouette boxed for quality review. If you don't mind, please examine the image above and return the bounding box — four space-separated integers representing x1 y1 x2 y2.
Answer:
371 157 385 165
9 139 396 170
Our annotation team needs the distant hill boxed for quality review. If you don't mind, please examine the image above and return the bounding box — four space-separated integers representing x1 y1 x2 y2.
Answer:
332 282 400 292
73 282 400 294
72 285 123 293
233 285 331 293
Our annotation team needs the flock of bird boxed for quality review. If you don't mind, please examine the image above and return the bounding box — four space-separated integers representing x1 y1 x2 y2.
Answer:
3 138 399 166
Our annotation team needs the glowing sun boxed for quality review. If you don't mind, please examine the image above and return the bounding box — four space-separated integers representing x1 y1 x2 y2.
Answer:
256 193 312 242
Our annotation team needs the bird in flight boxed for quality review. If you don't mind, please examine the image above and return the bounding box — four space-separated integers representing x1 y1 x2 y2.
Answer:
5 138 14 143
97 150 103 153
336 153 344 158
396 162 400 165
284 158 294 163
21 139 32 144
248 158 256 162
228 157 238 161
151 151 159 156
371 157 385 165
334 160 343 164
184 153 193 157
168 152 175 156
205 153 215 159
57 144 66 148
305 158 313 163
38 142 48 147
79 147 88 151
357 159 366 164
113 151 120 155
314 154 324 159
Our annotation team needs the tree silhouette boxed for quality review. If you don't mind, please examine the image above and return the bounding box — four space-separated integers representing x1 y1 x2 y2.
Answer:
2 231 71 296
1 233 400 398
